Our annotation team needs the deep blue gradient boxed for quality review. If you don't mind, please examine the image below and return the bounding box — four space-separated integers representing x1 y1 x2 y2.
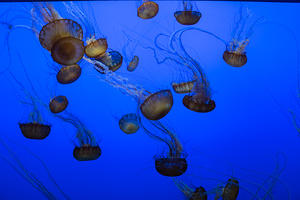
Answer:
0 1 300 199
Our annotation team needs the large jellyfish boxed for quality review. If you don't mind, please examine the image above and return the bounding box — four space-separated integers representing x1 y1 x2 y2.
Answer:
137 0 159 20
174 1 202 26
55 111 101 161
0 136 70 199
138 110 187 177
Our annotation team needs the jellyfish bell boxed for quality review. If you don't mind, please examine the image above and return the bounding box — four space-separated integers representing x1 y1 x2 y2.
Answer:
155 153 188 177
190 186 207 200
51 36 84 65
222 179 239 200
223 50 247 68
39 18 83 51
140 89 173 120
73 144 101 161
19 122 51 140
119 113 140 134
174 1 201 25
95 50 123 74
137 0 159 19
84 38 108 58
49 95 68 113
127 55 139 72
56 64 81 84
172 80 195 94
183 95 215 113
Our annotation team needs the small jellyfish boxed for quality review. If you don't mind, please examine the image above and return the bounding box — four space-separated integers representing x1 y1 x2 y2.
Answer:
223 40 248 68
73 144 101 161
182 80 216 113
174 1 202 25
119 113 140 134
174 179 207 200
222 179 239 200
155 153 188 177
190 187 207 200
95 50 123 74
84 37 108 58
35 4 85 65
49 95 68 113
137 0 159 19
56 64 82 84
19 122 51 140
127 56 139 72
140 89 173 120
55 112 101 161
172 80 195 94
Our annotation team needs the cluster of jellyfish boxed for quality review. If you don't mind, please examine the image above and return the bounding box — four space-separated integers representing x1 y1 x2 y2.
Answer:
0 1 291 199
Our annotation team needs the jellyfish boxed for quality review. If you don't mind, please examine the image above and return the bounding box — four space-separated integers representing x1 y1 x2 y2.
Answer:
138 110 187 177
140 89 173 120
32 3 85 66
146 29 216 113
55 112 101 161
122 31 140 72
95 50 123 74
137 0 159 19
0 136 70 200
56 64 82 84
49 95 68 113
119 113 140 134
174 1 202 25
223 6 262 67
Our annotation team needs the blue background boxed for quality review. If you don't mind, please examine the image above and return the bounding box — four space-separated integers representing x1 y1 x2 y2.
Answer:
0 1 299 199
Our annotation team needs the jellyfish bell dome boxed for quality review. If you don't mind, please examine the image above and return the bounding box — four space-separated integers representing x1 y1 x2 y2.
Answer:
119 113 140 134
49 95 68 113
137 1 159 19
127 56 139 72
154 154 188 177
56 64 81 84
190 187 207 200
39 19 83 51
140 89 173 120
84 38 108 58
174 10 201 25
183 95 215 113
95 51 123 74
223 50 247 67
73 145 101 161
51 36 84 65
172 80 195 94
19 122 51 140
222 179 239 200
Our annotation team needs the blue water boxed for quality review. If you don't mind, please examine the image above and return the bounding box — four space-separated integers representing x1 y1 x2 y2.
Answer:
0 1 299 199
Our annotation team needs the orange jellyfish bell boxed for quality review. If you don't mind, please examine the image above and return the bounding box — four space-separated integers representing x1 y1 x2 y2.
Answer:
190 186 207 200
137 0 159 19
84 38 108 58
174 11 201 25
51 36 84 65
223 50 247 67
183 95 215 113
56 64 82 84
155 155 188 177
119 113 140 134
222 179 239 200
172 80 195 94
73 145 101 161
127 56 139 72
140 89 173 120
19 123 51 140
95 51 123 74
49 95 68 113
